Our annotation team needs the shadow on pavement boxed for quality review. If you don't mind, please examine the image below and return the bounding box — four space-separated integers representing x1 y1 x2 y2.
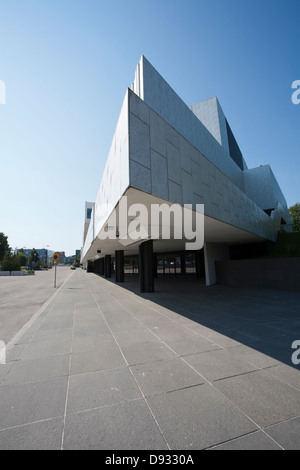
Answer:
99 273 300 371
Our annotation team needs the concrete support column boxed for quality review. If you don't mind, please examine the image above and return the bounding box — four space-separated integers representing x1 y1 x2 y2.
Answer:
99 258 104 276
94 259 100 275
104 255 112 279
115 250 124 283
153 252 158 279
180 255 186 275
87 260 94 273
204 243 229 286
195 250 205 278
139 240 154 293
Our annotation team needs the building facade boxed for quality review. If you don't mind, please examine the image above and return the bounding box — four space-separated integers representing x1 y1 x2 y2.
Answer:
22 248 48 265
81 56 292 291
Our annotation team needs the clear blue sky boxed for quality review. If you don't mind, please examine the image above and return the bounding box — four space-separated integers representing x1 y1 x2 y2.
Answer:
0 0 299 256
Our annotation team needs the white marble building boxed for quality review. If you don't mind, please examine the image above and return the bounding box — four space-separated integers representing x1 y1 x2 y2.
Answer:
81 56 292 290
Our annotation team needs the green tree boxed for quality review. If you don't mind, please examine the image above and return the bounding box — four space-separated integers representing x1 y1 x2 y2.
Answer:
289 203 300 232
17 249 27 267
28 248 40 265
0 232 11 262
1 252 21 273
75 251 81 267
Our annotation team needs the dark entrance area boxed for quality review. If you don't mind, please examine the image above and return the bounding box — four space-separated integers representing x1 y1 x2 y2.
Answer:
88 249 206 293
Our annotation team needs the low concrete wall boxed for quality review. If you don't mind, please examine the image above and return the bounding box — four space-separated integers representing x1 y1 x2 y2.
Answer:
215 257 300 292
0 271 25 276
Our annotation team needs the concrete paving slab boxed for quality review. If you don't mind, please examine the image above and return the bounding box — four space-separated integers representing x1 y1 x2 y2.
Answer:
13 321 45 345
130 357 206 397
66 368 142 415
233 323 287 341
209 431 282 450
265 417 300 450
135 310 178 327
72 332 117 353
263 318 300 334
114 329 161 348
63 400 168 450
208 315 254 331
0 362 13 383
147 383 258 449
0 417 64 450
6 343 27 362
3 354 70 385
29 327 73 344
240 334 296 365
104 316 145 334
70 347 126 375
184 348 259 382
226 342 282 369
74 317 110 333
19 335 72 360
39 314 74 330
150 321 201 342
264 363 300 390
74 305 101 314
0 377 68 429
121 340 177 366
214 370 300 428
195 327 257 348
165 333 221 357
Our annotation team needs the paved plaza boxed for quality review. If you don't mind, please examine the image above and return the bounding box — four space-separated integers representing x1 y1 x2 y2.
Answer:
0 266 72 343
0 269 300 450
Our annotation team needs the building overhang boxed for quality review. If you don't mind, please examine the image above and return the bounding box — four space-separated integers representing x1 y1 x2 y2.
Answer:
82 186 265 263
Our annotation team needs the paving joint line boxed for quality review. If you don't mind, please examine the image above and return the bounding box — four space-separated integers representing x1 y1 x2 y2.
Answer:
60 274 78 450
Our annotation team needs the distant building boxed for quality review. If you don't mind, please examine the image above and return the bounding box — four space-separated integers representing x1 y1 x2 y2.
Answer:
23 249 49 263
56 251 65 264
65 250 81 265
47 250 55 264
36 249 48 264
83 202 95 247
22 248 56 265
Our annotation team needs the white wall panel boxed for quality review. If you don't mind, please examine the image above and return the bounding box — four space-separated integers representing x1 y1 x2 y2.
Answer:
129 113 151 168
151 150 169 200
139 56 244 190
130 160 151 193
81 90 130 260
166 141 181 185
127 88 285 242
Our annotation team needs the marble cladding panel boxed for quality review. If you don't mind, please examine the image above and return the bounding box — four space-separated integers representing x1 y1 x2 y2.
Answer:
149 110 167 157
168 180 183 206
129 160 151 194
141 56 244 191
129 113 151 169
166 141 181 186
151 150 169 200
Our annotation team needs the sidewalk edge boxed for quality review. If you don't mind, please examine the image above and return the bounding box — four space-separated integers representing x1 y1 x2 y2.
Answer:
6 270 75 353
